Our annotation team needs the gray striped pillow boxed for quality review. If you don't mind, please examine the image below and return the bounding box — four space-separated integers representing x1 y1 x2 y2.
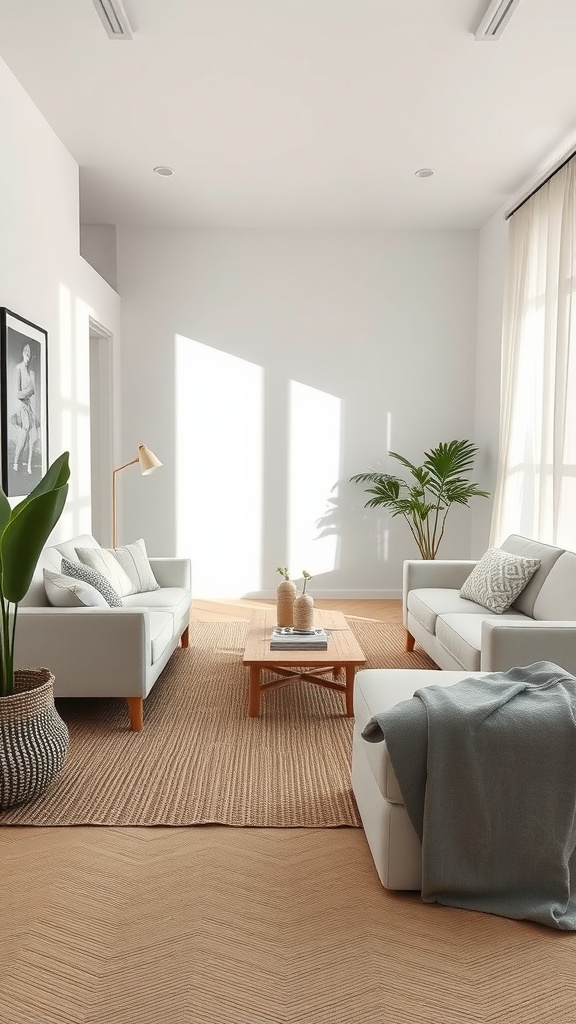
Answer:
109 538 159 594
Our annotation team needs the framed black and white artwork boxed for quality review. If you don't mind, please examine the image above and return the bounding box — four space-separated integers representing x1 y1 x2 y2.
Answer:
0 308 48 499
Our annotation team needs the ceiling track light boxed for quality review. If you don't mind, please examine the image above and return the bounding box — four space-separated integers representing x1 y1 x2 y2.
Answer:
92 0 133 40
475 0 521 41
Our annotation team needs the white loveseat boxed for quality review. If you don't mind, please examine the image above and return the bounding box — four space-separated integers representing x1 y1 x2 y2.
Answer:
403 534 576 676
14 534 192 731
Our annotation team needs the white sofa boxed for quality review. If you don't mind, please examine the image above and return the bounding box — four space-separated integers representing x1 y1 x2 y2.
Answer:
403 534 576 676
352 667 474 889
14 534 192 731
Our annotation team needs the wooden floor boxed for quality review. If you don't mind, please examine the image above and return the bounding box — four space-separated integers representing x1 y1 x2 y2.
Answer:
192 596 403 624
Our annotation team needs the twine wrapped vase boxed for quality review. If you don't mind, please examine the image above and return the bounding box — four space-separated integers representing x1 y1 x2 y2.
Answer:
293 593 314 631
0 668 69 810
276 580 297 627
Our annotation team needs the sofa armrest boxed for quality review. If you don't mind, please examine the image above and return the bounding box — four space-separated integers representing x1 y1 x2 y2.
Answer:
13 607 152 697
403 559 477 621
149 557 191 590
481 620 576 676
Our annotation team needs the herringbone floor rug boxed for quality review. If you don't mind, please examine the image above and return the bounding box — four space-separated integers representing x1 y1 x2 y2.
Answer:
1 825 575 1024
0 620 434 827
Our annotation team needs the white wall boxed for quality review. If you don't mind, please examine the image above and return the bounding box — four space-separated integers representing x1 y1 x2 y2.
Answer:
117 227 479 598
0 56 121 543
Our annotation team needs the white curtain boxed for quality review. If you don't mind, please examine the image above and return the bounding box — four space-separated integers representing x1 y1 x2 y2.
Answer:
490 157 576 548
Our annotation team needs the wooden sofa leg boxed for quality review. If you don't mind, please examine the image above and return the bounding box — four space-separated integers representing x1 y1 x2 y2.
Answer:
180 625 190 648
127 697 144 732
406 630 415 653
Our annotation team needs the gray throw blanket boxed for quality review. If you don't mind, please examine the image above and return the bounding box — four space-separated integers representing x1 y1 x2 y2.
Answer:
362 661 576 930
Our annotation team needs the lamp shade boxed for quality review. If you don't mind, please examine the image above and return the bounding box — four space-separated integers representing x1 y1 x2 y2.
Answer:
138 444 162 475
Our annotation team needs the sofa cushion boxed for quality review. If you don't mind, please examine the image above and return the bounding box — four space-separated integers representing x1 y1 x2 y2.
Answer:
61 557 123 608
74 545 134 598
407 588 489 634
122 587 191 627
20 534 103 608
499 534 565 616
532 551 576 621
460 548 540 614
54 534 102 564
148 611 175 663
44 569 108 608
435 610 527 671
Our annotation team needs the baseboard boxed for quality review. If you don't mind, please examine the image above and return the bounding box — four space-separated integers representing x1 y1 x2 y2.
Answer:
242 589 402 600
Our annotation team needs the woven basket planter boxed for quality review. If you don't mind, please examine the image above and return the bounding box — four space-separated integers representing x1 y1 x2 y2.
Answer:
0 668 69 810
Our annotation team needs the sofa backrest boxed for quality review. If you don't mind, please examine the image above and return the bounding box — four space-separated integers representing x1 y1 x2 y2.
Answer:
499 534 565 617
20 534 102 607
532 550 576 620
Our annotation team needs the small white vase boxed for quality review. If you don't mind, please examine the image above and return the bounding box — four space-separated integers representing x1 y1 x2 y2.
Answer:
276 580 297 627
293 593 314 631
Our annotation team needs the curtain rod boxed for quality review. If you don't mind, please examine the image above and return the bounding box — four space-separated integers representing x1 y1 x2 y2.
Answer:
505 146 576 220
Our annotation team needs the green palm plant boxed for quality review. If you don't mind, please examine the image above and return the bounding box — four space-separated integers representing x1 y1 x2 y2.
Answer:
0 451 70 697
350 439 489 560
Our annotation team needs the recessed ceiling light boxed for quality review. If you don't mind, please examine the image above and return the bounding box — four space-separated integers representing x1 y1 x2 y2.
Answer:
475 0 521 42
414 168 435 178
153 166 175 177
92 0 133 40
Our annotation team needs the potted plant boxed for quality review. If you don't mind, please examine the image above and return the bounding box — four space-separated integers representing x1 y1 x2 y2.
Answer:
350 439 489 560
0 450 71 809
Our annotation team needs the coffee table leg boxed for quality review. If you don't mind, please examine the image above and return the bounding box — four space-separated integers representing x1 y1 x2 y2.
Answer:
249 666 261 717
345 666 355 717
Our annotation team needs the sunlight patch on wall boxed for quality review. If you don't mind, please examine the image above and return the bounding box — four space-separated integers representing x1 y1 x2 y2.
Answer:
74 297 92 507
52 286 92 538
175 335 263 597
288 381 340 578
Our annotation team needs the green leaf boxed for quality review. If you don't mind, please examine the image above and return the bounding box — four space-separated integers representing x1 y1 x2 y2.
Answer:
1 483 69 603
0 490 11 537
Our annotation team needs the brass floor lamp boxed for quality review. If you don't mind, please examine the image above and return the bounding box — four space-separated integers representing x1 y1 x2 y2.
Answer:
112 444 162 547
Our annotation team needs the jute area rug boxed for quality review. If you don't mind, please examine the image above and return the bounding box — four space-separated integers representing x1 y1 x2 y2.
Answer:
0 619 435 828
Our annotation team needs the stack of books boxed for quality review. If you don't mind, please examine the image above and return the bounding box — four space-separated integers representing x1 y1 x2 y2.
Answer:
270 627 329 651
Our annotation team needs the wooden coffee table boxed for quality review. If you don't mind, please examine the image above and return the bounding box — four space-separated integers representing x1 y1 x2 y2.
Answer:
243 608 366 717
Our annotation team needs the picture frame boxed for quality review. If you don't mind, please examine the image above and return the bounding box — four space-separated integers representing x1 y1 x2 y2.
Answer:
0 308 48 499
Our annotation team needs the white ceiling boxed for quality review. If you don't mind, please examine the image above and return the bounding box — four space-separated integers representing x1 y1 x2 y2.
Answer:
0 0 575 229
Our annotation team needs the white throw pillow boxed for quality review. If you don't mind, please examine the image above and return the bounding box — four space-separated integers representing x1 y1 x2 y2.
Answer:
109 538 159 594
44 569 108 608
460 548 541 614
74 545 134 598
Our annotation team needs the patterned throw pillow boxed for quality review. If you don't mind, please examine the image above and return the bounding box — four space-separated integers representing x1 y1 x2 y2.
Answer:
61 557 123 607
74 546 134 598
460 548 541 614
44 569 108 608
108 538 159 595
